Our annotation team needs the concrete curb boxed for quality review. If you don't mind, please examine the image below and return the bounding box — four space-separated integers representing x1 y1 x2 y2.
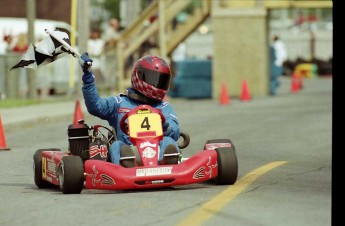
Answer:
0 100 88 127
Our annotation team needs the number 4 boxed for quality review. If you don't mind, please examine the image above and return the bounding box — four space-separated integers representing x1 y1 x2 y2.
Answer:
141 117 151 130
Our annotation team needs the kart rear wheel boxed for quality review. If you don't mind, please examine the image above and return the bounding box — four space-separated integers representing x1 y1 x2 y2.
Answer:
58 156 84 194
215 147 238 185
33 149 61 188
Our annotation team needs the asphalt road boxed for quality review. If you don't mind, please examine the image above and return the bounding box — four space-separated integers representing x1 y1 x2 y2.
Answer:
0 76 332 226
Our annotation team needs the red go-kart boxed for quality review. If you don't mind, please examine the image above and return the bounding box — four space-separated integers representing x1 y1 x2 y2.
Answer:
33 105 238 194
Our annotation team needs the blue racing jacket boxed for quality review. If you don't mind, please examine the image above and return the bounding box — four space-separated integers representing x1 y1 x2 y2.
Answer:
82 82 180 145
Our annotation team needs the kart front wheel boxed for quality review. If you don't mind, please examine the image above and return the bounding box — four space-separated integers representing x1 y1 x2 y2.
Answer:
215 147 238 185
33 149 61 188
58 156 84 194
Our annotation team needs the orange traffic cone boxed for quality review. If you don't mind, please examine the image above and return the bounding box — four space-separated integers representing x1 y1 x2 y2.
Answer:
219 81 230 105
297 75 304 90
0 114 10 151
73 99 84 125
240 80 251 101
290 73 300 93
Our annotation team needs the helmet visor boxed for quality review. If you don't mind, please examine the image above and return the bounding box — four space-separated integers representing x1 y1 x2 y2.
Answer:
138 68 171 90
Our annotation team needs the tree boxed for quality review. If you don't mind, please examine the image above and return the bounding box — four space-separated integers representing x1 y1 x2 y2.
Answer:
103 0 120 20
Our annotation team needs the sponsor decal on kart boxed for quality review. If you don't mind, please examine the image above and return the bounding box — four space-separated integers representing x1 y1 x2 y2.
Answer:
42 157 47 178
205 156 218 178
118 108 131 113
89 144 108 158
193 166 205 179
205 143 232 150
142 147 156 158
140 141 157 148
137 131 156 137
42 157 54 182
86 165 116 186
47 159 57 174
193 156 217 179
42 155 58 180
100 174 115 185
151 180 164 184
137 109 151 114
88 165 100 186
136 167 172 176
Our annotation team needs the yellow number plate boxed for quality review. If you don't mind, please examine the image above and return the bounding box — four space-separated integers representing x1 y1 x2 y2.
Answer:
128 112 163 138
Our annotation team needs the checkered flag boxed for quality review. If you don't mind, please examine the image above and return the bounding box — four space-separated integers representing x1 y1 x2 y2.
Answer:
11 29 80 70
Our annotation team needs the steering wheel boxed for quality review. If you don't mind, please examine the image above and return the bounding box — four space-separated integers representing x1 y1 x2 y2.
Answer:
93 125 115 143
119 106 166 134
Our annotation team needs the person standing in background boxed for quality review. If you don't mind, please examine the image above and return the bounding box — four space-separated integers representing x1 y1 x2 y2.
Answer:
0 34 15 54
102 18 122 88
87 28 105 83
270 35 287 95
12 33 29 98
103 18 121 48
272 35 287 76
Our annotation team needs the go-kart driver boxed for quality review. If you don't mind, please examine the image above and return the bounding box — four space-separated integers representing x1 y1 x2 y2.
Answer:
79 53 180 167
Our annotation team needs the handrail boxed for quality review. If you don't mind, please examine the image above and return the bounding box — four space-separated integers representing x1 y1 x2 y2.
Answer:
119 0 159 42
114 0 211 92
264 0 332 9
218 0 332 8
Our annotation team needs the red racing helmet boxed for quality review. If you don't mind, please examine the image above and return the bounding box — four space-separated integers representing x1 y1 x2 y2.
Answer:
131 55 172 101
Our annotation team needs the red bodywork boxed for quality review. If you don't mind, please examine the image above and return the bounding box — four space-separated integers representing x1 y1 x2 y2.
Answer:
40 148 220 190
39 105 234 191
41 151 67 186
84 150 218 190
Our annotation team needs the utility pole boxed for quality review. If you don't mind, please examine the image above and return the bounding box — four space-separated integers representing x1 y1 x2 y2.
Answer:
76 0 89 98
78 0 89 59
26 0 37 99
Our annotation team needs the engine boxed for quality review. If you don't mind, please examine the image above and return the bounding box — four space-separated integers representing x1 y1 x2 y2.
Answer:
67 121 114 162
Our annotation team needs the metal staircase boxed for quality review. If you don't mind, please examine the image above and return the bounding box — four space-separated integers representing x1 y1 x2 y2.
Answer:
105 0 211 92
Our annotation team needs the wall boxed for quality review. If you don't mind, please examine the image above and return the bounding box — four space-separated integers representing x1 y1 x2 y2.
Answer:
212 8 269 99
0 0 71 23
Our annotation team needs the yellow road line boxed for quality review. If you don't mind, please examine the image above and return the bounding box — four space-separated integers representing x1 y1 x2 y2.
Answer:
176 161 288 226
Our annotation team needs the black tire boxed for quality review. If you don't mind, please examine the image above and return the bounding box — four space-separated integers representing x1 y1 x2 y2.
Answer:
132 146 143 166
33 149 61 188
58 156 84 194
178 131 190 149
215 147 238 185
205 139 238 185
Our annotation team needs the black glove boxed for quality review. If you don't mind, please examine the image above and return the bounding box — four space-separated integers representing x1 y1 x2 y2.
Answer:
79 52 94 84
